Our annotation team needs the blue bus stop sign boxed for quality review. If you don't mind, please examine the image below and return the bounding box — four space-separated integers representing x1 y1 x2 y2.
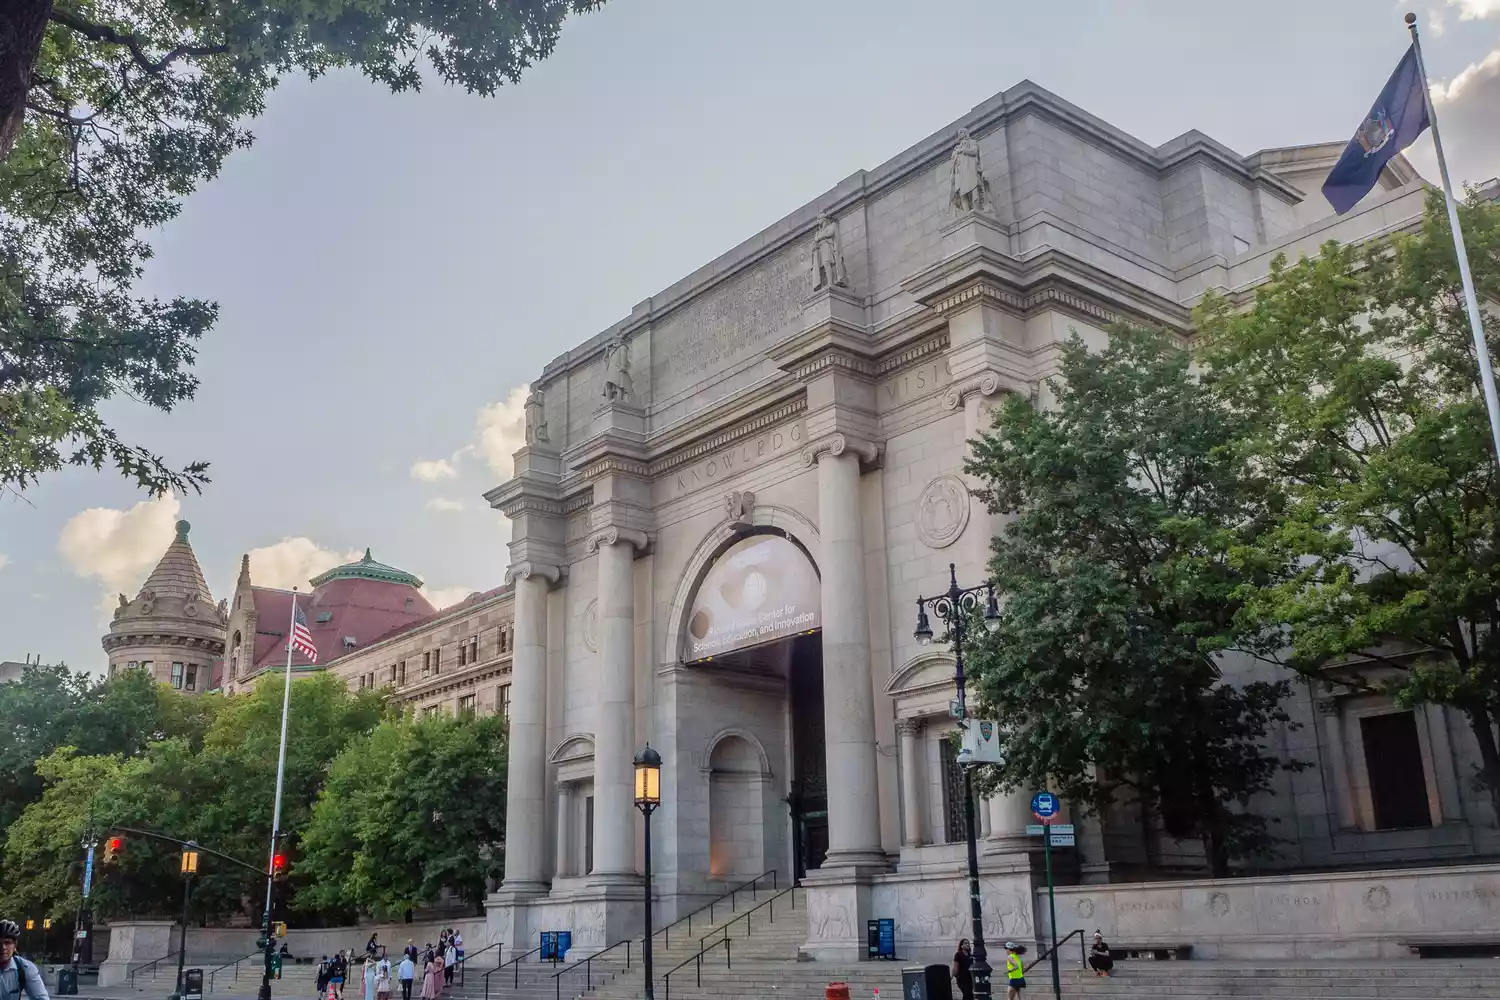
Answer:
1031 792 1060 822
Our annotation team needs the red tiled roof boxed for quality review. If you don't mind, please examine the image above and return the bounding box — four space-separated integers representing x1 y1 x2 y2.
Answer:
365 584 510 647
249 578 435 671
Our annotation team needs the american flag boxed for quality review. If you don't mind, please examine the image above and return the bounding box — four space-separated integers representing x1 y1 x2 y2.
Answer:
290 603 319 663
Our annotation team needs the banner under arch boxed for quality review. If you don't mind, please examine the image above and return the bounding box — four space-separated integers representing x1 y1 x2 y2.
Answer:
684 533 820 661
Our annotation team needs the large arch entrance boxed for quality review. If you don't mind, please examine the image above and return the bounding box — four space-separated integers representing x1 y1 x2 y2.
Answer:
679 529 827 882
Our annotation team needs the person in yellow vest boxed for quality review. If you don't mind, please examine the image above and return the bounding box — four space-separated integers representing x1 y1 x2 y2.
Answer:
1003 941 1026 997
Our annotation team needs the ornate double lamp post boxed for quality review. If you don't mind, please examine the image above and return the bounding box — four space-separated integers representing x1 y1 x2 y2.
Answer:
634 745 663 1000
914 563 1001 1000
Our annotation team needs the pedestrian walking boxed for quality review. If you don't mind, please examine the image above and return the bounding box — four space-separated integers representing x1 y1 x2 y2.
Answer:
952 938 974 1000
420 954 442 1000
316 956 331 999
362 955 378 1000
442 942 456 987
330 950 348 1000
397 955 415 1000
451 932 463 971
375 956 391 1000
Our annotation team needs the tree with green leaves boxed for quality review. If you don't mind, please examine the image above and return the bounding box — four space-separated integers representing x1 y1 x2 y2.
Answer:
0 0 604 495
1201 191 1500 826
964 327 1306 875
0 671 386 924
298 711 507 916
0 665 217 831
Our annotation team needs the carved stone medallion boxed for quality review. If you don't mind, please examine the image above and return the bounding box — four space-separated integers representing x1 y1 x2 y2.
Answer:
916 475 970 549
1364 885 1392 912
582 599 599 653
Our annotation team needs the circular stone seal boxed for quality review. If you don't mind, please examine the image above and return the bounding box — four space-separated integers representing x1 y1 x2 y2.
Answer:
916 475 971 549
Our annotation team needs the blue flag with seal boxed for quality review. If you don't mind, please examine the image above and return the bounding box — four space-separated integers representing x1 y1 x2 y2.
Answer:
1322 44 1430 215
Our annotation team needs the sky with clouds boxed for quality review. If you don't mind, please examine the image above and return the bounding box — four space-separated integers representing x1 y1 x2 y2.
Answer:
3 0 1498 673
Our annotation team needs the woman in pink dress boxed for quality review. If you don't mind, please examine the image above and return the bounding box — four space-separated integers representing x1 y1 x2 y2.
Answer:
420 953 444 1000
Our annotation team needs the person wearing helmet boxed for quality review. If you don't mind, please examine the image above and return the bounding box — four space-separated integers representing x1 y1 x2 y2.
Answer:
0 919 51 1000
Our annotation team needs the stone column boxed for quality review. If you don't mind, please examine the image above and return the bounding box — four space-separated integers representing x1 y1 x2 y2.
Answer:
897 718 926 847
590 528 647 883
500 563 558 895
811 442 885 868
1319 698 1358 830
555 782 573 877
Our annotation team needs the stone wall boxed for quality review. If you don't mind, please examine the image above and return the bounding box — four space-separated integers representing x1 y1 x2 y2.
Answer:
1041 863 1500 959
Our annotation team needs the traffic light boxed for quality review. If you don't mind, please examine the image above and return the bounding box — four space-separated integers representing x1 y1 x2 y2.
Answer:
272 922 286 939
271 853 287 879
100 837 123 864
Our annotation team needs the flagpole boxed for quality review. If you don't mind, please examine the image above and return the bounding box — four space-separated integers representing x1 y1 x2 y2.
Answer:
1406 12 1500 471
258 587 299 1000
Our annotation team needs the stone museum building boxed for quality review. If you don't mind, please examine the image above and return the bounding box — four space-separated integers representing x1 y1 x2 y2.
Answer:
478 78 1500 959
100 79 1500 959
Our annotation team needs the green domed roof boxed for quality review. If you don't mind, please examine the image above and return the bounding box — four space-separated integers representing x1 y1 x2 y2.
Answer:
309 549 423 588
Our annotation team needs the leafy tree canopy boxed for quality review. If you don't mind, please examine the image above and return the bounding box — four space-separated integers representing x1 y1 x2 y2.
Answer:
964 327 1305 875
297 711 507 917
0 0 604 495
1200 192 1500 823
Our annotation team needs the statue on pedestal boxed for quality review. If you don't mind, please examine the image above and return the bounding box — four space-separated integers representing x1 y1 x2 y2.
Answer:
810 212 848 290
601 333 633 402
949 127 992 215
524 387 549 444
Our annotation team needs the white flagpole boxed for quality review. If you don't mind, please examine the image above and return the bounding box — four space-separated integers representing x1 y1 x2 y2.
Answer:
264 588 299 914
1407 13 1500 471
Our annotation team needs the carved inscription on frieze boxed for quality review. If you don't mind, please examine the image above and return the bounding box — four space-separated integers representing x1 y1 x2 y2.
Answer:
879 358 952 408
663 421 805 500
655 249 812 388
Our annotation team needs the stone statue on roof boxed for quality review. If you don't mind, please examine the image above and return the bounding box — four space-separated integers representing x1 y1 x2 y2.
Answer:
949 127 992 215
524 387 549 444
602 333 633 402
810 212 848 290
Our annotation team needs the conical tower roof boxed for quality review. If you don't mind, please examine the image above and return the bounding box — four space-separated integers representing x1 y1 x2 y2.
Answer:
138 519 214 603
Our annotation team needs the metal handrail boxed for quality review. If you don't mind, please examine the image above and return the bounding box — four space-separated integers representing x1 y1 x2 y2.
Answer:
656 869 777 948
662 935 729 1000
697 883 797 951
549 938 631 1000
452 941 501 987
127 953 174 985
483 945 550 1000
1025 927 1086 974
207 949 265 992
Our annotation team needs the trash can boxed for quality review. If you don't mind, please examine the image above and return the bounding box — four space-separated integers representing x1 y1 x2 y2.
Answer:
54 967 78 996
900 964 952 1000
183 967 204 1000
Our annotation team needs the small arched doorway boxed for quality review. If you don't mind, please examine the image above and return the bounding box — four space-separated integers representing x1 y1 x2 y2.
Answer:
707 732 772 880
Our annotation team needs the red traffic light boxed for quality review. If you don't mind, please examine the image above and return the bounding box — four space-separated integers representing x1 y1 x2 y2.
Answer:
271 853 287 877
101 837 124 864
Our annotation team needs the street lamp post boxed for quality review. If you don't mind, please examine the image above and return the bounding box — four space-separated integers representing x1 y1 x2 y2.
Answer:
914 562 1001 1000
175 843 200 1000
633 745 663 1000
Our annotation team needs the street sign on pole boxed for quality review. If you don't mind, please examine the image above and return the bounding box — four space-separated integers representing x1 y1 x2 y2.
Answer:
1031 792 1060 823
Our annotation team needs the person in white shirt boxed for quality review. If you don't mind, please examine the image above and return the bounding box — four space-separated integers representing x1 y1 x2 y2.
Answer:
396 956 416 1000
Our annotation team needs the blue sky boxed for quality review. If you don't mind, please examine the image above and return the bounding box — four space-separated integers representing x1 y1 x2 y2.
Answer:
5 0 1500 673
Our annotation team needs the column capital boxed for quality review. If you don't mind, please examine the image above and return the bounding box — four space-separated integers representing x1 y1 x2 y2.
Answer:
586 526 651 555
895 717 926 738
943 368 1011 411
504 561 563 586
801 432 882 470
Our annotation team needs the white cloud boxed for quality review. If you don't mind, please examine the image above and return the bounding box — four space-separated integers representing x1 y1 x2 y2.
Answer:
1419 44 1500 187
410 458 458 482
59 495 182 613
1449 0 1500 20
425 585 477 610
426 497 466 513
0 554 9 571
473 385 531 480
1428 8 1448 35
247 538 362 590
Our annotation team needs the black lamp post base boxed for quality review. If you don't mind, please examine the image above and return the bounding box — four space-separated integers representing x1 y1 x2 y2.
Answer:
971 957 993 1000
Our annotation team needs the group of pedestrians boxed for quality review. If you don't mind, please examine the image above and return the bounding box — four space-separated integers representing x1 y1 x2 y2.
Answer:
949 932 1112 999
316 930 465 1000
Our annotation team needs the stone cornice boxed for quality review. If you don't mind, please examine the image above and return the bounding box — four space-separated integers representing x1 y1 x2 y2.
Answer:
586 526 652 554
498 494 565 519
504 561 563 586
801 432 882 469
102 632 225 654
581 456 651 481
876 331 949 376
